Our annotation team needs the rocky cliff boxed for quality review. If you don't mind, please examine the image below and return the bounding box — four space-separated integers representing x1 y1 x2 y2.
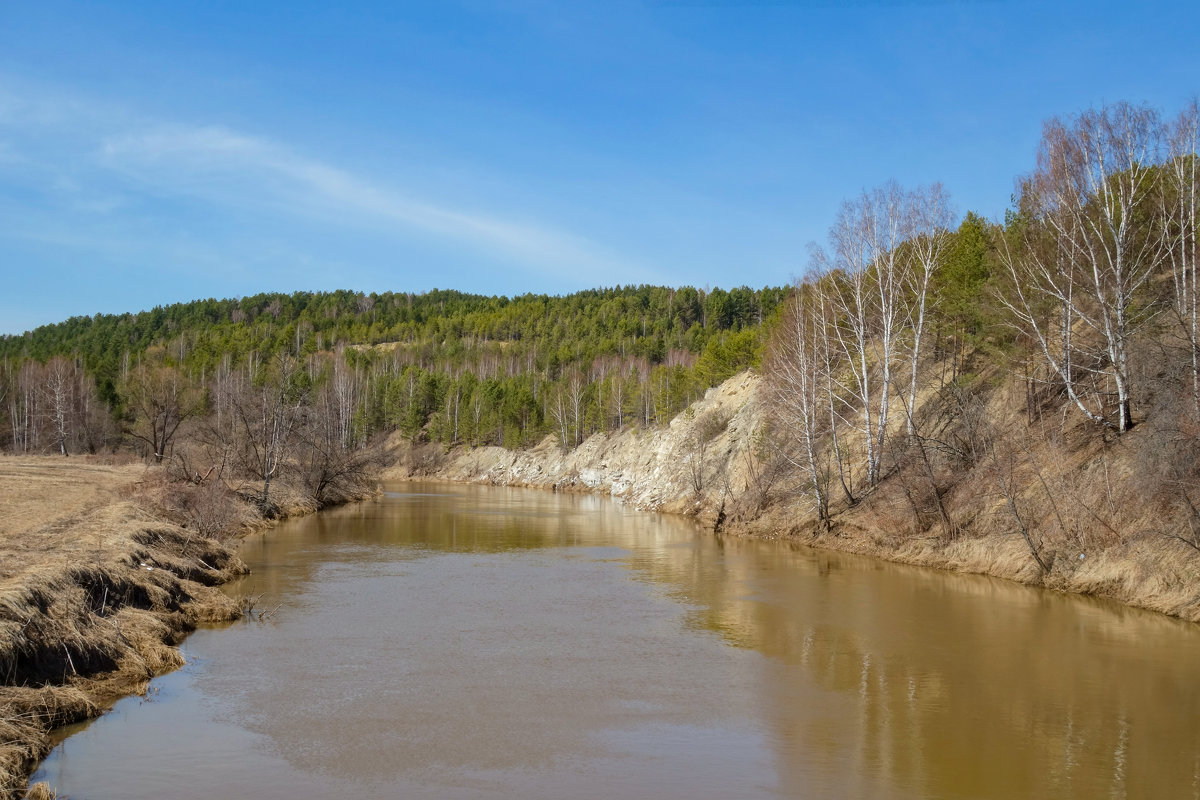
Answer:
388 371 765 521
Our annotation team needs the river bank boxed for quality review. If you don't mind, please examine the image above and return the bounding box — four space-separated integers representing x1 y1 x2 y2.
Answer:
0 456 375 800
385 371 1200 625
31 482 1200 799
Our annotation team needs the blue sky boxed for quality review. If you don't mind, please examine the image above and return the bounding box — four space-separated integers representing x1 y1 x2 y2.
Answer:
1 1 1197 335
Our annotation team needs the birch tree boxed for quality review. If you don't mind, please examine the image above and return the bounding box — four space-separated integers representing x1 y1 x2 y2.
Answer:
15 360 42 452
567 371 586 446
1165 99 1200 412
331 347 357 449
549 384 571 449
0 362 9 452
43 356 74 456
766 282 831 523
826 183 910 485
902 183 954 435
1003 102 1167 432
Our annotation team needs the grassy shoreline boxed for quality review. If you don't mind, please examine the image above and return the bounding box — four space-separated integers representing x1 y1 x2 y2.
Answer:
0 455 375 800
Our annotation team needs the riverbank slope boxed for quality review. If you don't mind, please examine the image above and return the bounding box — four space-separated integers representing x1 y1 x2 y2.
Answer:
0 457 374 800
387 371 1200 624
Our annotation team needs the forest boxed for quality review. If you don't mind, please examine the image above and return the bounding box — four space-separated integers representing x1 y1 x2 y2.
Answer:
0 284 785 514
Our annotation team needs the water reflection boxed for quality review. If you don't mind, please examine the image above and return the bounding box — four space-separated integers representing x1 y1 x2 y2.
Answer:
627 530 1200 800
33 483 1200 800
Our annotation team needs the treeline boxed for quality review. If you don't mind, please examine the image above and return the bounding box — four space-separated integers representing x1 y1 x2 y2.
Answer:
0 285 779 376
763 99 1200 571
0 286 787 474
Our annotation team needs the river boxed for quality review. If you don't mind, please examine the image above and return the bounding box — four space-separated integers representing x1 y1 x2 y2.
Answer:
31 483 1200 798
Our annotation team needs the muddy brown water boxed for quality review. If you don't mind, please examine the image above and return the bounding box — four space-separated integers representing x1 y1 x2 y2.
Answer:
31 483 1200 799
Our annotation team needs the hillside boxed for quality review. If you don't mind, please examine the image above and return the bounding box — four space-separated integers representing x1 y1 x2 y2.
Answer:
0 285 785 458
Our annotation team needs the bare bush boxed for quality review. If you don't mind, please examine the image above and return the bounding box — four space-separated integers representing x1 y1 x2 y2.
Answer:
298 437 387 507
732 434 791 521
400 441 448 475
136 471 247 541
163 482 245 540
680 409 730 494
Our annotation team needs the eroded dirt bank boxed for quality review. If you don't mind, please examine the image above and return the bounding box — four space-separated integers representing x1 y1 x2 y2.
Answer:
387 371 1200 625
387 372 766 516
0 457 373 800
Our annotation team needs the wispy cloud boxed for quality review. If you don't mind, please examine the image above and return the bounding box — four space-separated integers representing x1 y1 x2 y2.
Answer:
98 123 634 277
0 78 659 289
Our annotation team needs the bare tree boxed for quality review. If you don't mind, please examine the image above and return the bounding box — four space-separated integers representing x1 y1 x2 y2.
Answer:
567 370 586 446
330 347 357 449
443 378 463 444
1002 102 1168 432
298 366 382 507
549 384 571 450
73 361 114 454
231 353 307 510
902 183 954 436
123 357 200 463
610 368 626 432
0 361 10 452
548 370 586 449
765 282 832 523
42 356 74 456
14 360 43 453
824 182 910 485
1165 99 1200 413
679 409 729 495
983 420 1050 573
590 358 606 433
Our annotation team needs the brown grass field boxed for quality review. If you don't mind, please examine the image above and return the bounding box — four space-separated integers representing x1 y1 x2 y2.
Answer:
0 456 246 800
0 458 145 578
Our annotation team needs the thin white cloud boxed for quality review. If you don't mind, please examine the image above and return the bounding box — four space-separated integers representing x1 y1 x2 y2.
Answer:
97 123 652 281
0 77 664 287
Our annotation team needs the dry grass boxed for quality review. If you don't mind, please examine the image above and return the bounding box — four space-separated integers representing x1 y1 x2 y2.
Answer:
718 364 1200 625
0 453 380 798
0 455 247 800
0 459 145 579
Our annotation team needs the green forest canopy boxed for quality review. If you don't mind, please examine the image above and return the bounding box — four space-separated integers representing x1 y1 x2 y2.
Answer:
1 285 789 451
